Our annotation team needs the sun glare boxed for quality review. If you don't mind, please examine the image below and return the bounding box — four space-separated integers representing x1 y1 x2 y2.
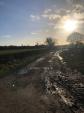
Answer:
64 19 78 32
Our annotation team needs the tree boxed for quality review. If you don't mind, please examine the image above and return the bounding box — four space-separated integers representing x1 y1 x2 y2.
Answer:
67 32 84 44
46 37 55 47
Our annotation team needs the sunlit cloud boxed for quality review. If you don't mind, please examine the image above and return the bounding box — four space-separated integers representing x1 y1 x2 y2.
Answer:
72 4 84 13
56 8 68 16
41 14 61 20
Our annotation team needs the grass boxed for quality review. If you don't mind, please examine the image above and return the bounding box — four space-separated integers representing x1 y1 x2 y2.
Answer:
60 45 84 74
0 47 49 77
0 48 46 55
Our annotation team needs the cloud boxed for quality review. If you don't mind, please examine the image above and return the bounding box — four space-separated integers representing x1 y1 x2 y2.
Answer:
71 5 84 22
30 11 61 22
31 30 43 35
42 14 61 20
30 15 40 21
55 4 84 23
66 0 72 4
44 9 52 14
1 35 11 38
31 30 49 35
66 0 81 5
31 32 39 35
72 4 84 13
47 23 55 26
30 4 84 35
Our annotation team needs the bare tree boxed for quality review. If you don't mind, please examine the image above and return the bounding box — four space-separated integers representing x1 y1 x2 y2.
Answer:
46 37 56 47
67 32 84 44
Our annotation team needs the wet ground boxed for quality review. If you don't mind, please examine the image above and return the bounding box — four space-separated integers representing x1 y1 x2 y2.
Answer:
0 50 84 113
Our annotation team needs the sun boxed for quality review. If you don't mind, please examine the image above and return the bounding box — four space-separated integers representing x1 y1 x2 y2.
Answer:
63 19 78 32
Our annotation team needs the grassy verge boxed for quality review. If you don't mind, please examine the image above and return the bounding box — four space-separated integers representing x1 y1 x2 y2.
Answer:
60 46 84 74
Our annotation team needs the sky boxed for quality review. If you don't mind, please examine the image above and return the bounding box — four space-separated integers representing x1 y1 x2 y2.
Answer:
0 0 84 45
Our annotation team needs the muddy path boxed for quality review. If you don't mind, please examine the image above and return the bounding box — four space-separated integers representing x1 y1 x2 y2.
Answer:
0 50 84 113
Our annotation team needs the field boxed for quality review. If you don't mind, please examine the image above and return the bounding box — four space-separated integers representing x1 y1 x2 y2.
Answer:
0 47 49 77
0 48 43 55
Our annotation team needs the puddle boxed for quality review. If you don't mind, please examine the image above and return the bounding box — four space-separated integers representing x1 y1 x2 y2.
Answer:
18 68 28 75
17 57 46 75
61 95 73 106
36 57 45 63
57 54 63 61
51 51 64 63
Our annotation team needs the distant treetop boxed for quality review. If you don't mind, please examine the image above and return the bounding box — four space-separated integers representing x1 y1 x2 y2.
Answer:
67 32 84 44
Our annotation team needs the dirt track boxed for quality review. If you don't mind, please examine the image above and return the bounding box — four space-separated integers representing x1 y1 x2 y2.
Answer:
0 51 84 113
